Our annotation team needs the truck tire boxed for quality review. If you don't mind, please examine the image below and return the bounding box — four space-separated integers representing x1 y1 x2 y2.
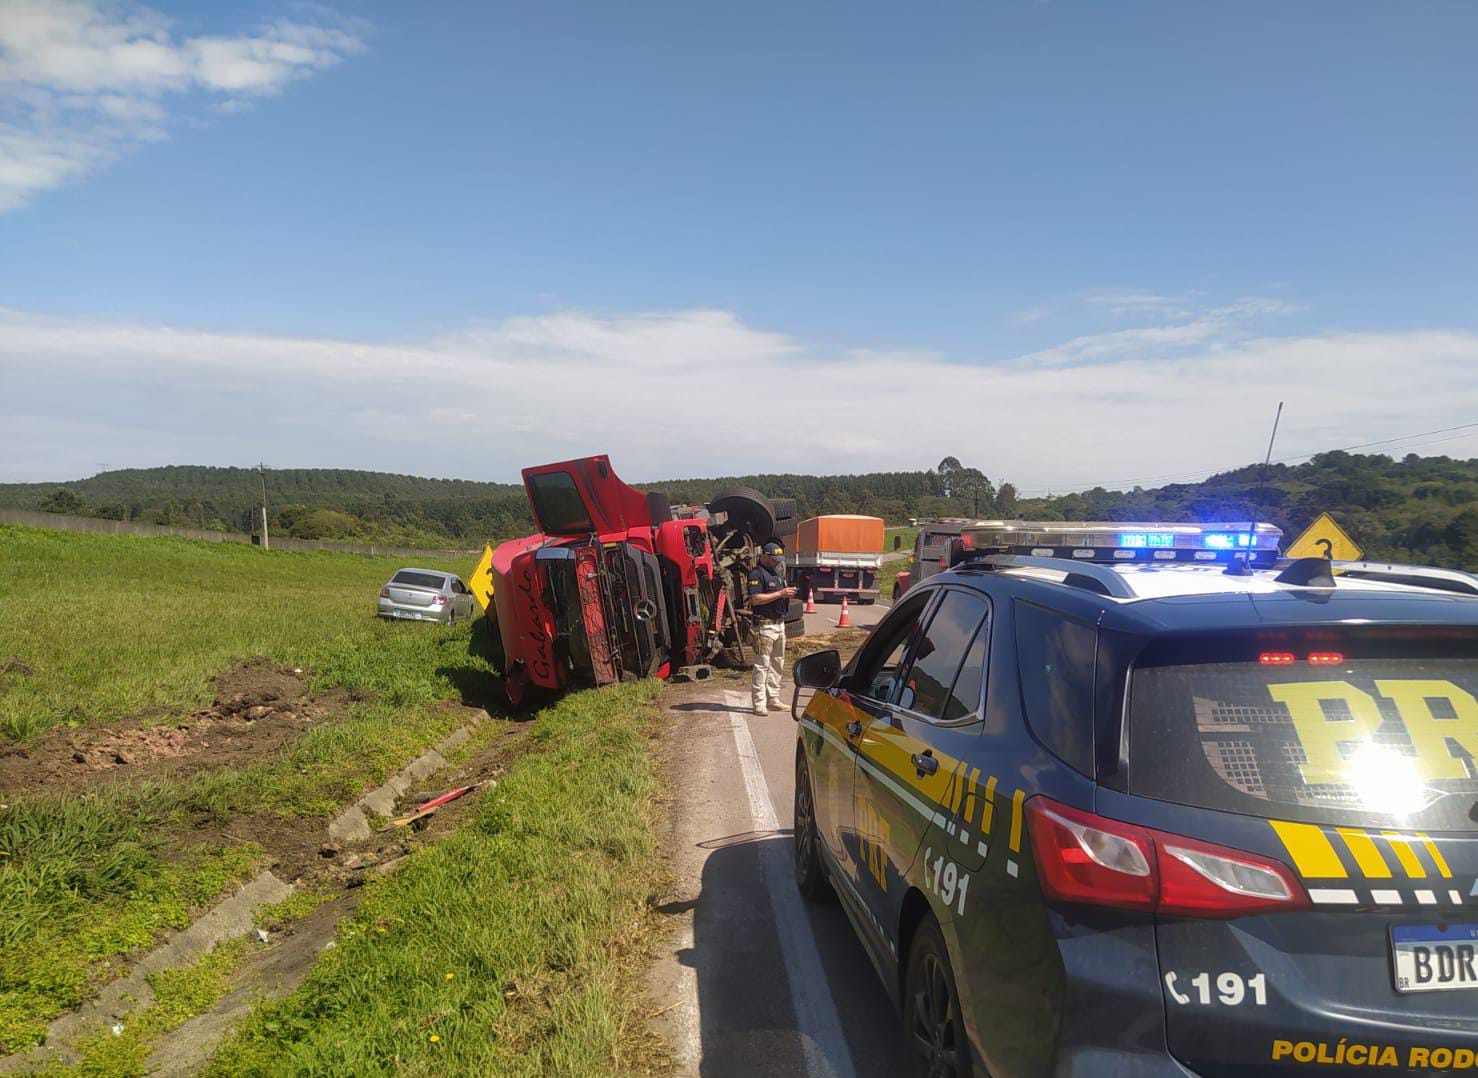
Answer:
786 611 805 639
707 486 776 543
772 516 798 538
771 497 798 521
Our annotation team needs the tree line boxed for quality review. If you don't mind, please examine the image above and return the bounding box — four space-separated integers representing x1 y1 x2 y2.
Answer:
2 454 1475 570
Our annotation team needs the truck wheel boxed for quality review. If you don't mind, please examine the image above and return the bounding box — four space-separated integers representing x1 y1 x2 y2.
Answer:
707 486 776 544
786 614 805 639
772 516 798 538
771 497 798 521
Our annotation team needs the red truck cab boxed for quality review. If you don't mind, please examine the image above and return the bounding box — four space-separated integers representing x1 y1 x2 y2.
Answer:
489 456 730 704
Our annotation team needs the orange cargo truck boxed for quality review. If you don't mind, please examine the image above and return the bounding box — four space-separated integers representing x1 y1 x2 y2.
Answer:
787 514 885 605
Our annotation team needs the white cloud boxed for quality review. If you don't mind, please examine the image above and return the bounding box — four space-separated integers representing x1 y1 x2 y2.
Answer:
1016 293 1301 368
0 0 364 211
2 304 1475 491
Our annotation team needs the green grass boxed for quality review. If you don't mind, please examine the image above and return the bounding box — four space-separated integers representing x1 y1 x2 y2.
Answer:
38 938 251 1078
0 525 502 1053
0 833 260 1053
0 695 489 1052
876 554 913 602
885 525 919 556
204 681 667 1078
0 524 478 741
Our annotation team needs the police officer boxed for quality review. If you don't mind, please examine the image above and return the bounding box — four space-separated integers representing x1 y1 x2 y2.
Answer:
746 540 797 716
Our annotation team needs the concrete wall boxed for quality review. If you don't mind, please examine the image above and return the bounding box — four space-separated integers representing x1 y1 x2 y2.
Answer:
0 508 482 562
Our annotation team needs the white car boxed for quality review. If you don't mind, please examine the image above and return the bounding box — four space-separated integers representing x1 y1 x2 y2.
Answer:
377 569 476 623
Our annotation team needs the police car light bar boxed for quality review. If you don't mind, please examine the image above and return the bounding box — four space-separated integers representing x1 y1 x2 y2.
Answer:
954 521 1283 567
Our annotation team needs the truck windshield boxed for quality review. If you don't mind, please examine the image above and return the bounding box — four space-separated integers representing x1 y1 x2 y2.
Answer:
1128 631 1478 832
527 471 594 535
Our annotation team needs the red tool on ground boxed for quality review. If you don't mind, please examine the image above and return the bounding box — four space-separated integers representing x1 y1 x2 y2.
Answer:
383 781 488 830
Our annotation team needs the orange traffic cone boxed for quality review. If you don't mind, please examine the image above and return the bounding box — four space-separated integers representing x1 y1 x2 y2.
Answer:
837 595 852 628
803 588 816 614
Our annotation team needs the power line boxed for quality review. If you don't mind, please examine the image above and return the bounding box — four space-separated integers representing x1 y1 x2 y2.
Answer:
1014 420 1478 496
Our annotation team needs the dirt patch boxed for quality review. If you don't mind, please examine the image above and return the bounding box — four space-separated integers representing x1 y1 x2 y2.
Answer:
786 626 870 661
0 658 33 678
173 716 531 899
0 658 354 800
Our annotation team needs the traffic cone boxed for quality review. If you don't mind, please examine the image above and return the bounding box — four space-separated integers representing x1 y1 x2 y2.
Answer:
803 588 816 614
837 595 852 628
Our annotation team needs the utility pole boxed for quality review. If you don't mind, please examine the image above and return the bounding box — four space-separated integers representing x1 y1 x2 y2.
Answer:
257 463 270 551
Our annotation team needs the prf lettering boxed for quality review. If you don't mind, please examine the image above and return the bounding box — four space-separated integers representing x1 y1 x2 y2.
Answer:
1269 679 1478 784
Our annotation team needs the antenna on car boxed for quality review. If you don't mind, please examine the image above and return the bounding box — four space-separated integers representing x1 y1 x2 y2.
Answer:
1226 401 1283 576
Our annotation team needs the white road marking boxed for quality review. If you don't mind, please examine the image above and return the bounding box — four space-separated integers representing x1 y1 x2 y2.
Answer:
728 706 858 1078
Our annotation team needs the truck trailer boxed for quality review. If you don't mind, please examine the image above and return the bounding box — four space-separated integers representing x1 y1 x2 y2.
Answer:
787 514 884 604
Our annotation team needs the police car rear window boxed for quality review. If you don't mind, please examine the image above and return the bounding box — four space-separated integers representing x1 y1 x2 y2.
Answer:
1128 631 1478 832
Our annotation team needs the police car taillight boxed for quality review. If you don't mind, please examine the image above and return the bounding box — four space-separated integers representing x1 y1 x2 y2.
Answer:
1026 797 1310 918
1026 800 1156 911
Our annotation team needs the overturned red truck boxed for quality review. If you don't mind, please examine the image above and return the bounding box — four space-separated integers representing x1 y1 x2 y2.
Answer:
485 456 802 704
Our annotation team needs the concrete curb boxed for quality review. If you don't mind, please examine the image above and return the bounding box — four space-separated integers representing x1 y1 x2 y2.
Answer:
0 871 294 1072
327 726 473 842
2 722 477 1071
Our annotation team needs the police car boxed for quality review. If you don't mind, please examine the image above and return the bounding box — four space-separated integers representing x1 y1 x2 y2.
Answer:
789 522 1478 1077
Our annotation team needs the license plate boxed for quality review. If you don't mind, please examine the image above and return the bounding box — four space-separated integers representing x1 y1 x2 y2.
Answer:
1391 924 1478 993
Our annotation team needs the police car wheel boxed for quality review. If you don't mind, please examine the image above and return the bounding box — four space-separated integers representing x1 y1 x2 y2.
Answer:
793 752 832 902
903 916 972 1078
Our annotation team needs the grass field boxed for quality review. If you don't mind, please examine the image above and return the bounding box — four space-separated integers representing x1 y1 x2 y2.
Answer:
0 526 509 1055
206 681 666 1077
0 524 672 1073
0 524 476 742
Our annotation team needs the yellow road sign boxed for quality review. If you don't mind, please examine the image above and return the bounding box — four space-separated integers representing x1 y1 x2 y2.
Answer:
470 543 496 610
1286 513 1363 561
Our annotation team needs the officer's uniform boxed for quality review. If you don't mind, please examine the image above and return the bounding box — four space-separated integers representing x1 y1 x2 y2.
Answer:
746 554 790 714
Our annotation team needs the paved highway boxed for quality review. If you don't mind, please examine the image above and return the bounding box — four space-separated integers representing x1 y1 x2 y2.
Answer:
648 602 906 1078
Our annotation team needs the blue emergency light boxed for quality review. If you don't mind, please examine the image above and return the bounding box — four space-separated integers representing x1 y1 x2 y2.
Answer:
954 521 1284 568
1118 532 1174 549
1202 533 1253 550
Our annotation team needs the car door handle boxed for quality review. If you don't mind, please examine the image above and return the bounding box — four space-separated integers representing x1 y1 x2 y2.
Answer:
911 751 938 776
846 721 863 738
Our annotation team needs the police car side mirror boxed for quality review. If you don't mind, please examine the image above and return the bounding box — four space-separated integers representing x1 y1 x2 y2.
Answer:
793 649 841 689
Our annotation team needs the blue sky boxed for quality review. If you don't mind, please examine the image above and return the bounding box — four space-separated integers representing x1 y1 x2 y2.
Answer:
3 1 1477 487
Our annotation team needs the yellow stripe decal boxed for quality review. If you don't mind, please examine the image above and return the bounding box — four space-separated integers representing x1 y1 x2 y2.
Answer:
950 768 967 816
981 776 997 834
962 768 981 824
1382 832 1428 879
1009 789 1025 853
1270 820 1347 879
1335 828 1392 879
1418 834 1453 879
